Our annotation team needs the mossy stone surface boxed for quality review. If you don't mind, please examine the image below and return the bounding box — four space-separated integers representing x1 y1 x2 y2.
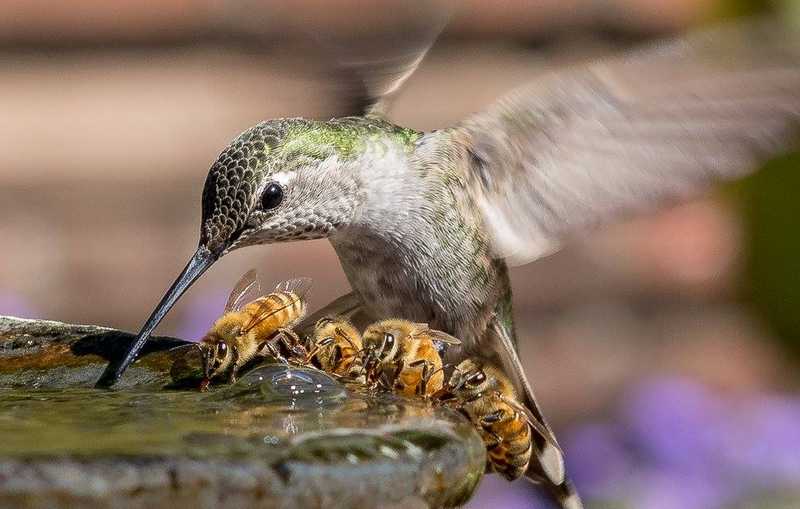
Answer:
0 316 485 509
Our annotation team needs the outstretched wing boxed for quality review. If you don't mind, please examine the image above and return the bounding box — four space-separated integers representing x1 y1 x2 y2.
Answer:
457 17 800 266
224 269 261 312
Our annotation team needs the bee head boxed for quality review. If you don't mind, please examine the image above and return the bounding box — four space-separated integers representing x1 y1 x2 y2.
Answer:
200 336 234 381
446 359 490 399
362 324 402 374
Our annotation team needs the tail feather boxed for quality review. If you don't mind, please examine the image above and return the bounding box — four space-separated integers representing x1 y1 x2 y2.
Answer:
486 313 583 509
548 478 583 509
526 472 583 509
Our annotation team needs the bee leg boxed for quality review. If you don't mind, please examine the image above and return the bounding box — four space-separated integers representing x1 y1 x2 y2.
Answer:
484 431 504 450
278 327 302 346
258 339 277 358
258 339 288 365
277 328 307 362
304 337 334 365
275 327 305 357
335 328 359 350
227 348 241 385
331 345 343 371
379 363 399 392
386 359 405 392
290 344 310 364
378 371 390 391
408 359 434 397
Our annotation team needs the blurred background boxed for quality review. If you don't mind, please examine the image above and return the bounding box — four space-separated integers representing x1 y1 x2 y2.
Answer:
1 0 799 507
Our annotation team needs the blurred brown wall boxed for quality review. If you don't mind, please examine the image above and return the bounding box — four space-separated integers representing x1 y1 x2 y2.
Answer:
6 0 791 425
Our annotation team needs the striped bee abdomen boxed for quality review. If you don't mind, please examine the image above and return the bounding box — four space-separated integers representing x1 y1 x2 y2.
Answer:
246 291 306 339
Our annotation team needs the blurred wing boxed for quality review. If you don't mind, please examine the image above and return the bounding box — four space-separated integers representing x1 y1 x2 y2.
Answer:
225 269 261 312
458 17 800 266
320 0 450 116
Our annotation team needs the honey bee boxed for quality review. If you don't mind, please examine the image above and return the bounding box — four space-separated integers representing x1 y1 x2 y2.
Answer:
436 359 564 484
361 319 461 397
199 269 311 389
306 316 364 380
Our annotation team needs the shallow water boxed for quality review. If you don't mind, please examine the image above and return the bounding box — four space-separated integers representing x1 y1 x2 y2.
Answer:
0 317 486 508
0 364 449 461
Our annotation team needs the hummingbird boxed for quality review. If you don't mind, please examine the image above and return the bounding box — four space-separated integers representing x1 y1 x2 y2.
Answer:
97 16 800 509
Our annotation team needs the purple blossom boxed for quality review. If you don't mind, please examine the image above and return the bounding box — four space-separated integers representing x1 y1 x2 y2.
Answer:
722 395 800 486
563 423 632 498
560 376 800 509
0 290 39 319
464 476 548 509
619 377 731 474
174 288 229 341
630 469 732 509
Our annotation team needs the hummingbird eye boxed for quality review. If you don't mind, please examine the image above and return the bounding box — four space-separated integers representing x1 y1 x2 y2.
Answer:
261 182 284 210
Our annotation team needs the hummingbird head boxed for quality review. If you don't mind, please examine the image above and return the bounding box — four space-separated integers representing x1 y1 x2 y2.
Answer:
97 116 418 388
200 118 367 257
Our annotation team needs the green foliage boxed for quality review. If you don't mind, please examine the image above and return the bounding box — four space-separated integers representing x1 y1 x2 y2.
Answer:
737 151 800 356
714 0 778 18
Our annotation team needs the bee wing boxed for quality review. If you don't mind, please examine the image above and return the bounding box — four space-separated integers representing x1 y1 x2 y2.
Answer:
239 296 289 335
428 329 462 356
487 319 566 486
497 391 566 486
428 329 462 345
408 323 460 344
239 278 312 334
498 392 553 445
224 269 262 312
273 277 313 301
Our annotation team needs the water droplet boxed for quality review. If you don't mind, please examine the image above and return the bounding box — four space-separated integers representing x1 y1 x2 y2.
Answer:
235 365 346 407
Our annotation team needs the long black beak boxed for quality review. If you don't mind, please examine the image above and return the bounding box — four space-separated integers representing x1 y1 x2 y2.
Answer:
95 246 217 388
